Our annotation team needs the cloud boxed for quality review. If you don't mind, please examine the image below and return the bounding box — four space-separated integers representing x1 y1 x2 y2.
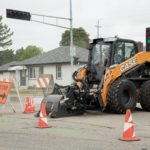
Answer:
0 0 150 51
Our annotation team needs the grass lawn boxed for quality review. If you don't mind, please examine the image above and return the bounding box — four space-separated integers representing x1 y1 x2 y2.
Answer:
9 88 44 95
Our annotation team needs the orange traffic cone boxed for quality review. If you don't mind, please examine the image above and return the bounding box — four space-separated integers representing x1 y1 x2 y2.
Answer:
30 96 35 112
35 103 51 128
24 97 31 113
119 109 140 141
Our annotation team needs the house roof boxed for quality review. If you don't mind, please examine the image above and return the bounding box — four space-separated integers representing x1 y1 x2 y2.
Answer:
16 46 89 66
0 61 18 72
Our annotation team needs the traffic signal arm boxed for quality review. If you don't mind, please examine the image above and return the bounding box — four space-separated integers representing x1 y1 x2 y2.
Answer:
6 9 31 21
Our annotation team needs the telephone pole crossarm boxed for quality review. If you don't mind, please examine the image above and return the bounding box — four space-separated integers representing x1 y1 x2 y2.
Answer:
95 20 102 38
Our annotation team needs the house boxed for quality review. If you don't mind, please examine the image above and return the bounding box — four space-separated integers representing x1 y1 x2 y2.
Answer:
0 46 89 88
0 61 27 87
0 61 18 79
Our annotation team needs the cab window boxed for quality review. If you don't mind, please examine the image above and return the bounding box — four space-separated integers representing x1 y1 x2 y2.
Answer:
125 42 136 59
114 42 124 64
114 41 136 64
92 42 111 66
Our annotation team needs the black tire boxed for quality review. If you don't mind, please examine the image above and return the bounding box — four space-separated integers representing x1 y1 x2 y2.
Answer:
107 79 137 113
140 80 150 111
48 112 55 118
34 110 40 117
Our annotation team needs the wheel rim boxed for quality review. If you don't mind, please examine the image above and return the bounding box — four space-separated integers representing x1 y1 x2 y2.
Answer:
122 88 133 106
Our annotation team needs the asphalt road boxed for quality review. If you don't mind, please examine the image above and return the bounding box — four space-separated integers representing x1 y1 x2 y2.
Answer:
0 96 149 150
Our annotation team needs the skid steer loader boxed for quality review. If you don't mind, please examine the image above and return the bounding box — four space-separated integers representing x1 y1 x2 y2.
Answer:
36 28 150 118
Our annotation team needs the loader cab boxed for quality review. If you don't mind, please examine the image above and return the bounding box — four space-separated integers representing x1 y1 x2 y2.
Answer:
88 38 138 83
88 38 113 83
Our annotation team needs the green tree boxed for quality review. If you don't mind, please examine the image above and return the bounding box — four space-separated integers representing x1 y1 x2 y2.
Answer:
0 49 15 65
15 47 24 61
0 16 13 49
60 27 90 49
16 45 43 61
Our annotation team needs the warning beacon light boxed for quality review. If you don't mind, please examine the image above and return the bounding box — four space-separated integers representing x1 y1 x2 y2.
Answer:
6 9 31 21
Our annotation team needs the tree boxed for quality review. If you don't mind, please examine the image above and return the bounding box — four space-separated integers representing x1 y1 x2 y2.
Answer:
15 47 24 61
60 27 90 49
0 16 13 49
0 49 15 65
15 45 43 61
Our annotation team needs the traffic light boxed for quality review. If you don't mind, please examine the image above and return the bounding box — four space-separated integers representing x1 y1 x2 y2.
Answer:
6 9 31 21
146 27 150 51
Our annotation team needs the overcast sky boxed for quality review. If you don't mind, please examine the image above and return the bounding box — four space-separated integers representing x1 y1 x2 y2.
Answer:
0 0 150 52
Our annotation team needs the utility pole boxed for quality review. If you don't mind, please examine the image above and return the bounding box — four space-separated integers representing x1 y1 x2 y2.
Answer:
70 0 74 83
95 20 102 38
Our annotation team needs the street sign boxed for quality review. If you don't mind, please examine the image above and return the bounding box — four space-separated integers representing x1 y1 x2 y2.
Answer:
0 81 11 104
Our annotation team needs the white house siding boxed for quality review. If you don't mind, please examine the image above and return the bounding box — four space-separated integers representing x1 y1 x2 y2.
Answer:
27 63 85 87
27 78 36 87
0 63 86 89
2 72 10 78
27 65 55 87
27 66 40 87
0 73 3 79
0 71 24 88
0 71 17 80
0 73 3 77
15 70 21 87
57 64 72 85
44 64 72 86
44 64 85 86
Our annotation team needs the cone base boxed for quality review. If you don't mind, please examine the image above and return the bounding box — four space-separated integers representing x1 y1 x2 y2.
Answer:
119 137 140 141
23 111 35 114
35 125 52 128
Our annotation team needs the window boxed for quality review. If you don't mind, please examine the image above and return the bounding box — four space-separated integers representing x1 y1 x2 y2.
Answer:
125 42 136 60
29 66 44 79
114 42 124 64
114 42 136 64
56 65 62 79
29 67 35 78
92 42 111 65
39 66 43 76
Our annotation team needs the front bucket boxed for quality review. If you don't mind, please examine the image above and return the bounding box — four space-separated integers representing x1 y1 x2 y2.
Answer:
42 95 65 118
36 94 84 118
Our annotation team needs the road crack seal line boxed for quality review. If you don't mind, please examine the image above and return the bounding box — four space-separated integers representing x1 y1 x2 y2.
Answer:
0 119 15 124
53 120 113 129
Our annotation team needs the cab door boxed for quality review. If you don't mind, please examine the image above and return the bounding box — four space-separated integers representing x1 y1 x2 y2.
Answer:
113 40 138 65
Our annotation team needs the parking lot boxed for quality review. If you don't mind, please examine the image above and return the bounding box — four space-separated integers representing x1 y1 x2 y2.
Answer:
0 95 149 150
